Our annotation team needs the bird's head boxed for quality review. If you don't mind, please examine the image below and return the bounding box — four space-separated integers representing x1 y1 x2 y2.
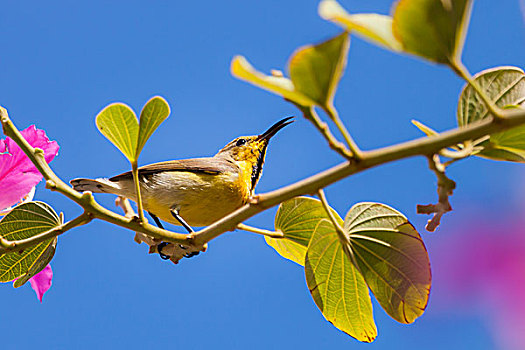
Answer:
216 116 294 190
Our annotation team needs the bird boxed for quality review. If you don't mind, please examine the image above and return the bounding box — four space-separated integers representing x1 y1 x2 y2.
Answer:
70 117 293 247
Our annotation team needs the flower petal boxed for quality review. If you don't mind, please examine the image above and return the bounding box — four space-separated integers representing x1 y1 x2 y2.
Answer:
0 126 59 210
29 264 53 302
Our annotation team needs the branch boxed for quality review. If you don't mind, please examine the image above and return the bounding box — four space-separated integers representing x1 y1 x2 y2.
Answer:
416 155 455 232
191 106 525 245
0 212 92 254
0 107 193 247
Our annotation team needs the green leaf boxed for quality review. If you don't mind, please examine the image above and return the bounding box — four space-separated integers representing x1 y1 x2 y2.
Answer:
13 237 57 288
136 96 170 157
457 66 525 162
392 0 473 64
0 202 61 283
288 32 349 110
231 56 316 107
343 203 431 324
319 0 402 52
305 217 377 342
96 103 139 161
267 196 340 266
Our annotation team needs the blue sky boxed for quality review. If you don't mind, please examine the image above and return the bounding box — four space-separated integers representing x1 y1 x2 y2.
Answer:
1 1 524 349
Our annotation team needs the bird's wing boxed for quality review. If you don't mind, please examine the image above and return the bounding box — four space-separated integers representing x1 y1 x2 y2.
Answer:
109 157 238 182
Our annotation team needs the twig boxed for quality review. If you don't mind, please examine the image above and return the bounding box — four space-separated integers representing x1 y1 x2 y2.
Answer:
237 223 284 238
416 155 456 232
324 105 362 160
297 105 354 159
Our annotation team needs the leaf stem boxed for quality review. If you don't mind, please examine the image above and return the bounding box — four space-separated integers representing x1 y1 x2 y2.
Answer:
325 105 362 160
298 105 353 159
131 160 146 223
0 212 92 254
316 189 348 244
236 223 284 238
451 60 504 120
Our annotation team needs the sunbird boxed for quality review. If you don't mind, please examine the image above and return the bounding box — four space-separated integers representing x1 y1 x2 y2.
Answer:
70 117 293 242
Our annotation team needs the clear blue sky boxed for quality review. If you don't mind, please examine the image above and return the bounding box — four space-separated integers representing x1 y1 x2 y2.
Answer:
1 1 524 349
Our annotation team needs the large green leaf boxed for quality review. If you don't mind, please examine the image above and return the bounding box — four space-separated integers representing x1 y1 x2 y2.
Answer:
305 218 377 342
318 0 402 52
457 66 525 162
343 203 431 324
0 201 61 283
231 56 316 107
392 0 473 64
136 96 170 157
267 196 340 266
288 32 349 110
96 103 139 161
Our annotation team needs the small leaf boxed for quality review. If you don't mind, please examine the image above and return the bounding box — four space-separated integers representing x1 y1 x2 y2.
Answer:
231 56 316 107
14 237 56 288
289 32 349 110
0 201 61 283
267 196 340 266
305 216 377 342
457 66 525 162
319 0 402 52
343 202 431 324
392 0 473 64
96 103 139 161
136 96 170 157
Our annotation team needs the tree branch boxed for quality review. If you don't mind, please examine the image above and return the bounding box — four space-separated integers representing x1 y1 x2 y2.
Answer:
191 107 525 245
0 107 193 246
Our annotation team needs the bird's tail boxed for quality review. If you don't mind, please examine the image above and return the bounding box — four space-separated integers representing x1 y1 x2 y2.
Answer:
70 178 121 194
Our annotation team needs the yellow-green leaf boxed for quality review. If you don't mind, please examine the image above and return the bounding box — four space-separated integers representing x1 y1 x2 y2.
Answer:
96 103 139 161
457 66 525 162
231 55 316 107
0 202 61 283
305 218 377 342
13 237 57 288
343 202 431 324
136 96 170 157
319 0 402 52
288 32 349 110
267 196 340 266
392 0 473 64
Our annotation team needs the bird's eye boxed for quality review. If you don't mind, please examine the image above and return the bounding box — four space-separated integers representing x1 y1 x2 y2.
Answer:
236 138 247 147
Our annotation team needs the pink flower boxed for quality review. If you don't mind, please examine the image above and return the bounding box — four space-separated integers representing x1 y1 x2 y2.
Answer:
29 265 53 302
0 125 59 302
0 125 59 210
434 220 525 350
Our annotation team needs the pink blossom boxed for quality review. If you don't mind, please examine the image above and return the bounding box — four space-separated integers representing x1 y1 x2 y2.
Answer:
29 265 53 302
0 125 59 210
0 125 59 302
434 220 525 350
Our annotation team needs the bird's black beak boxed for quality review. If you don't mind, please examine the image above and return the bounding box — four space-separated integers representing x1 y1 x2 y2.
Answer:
257 117 294 141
